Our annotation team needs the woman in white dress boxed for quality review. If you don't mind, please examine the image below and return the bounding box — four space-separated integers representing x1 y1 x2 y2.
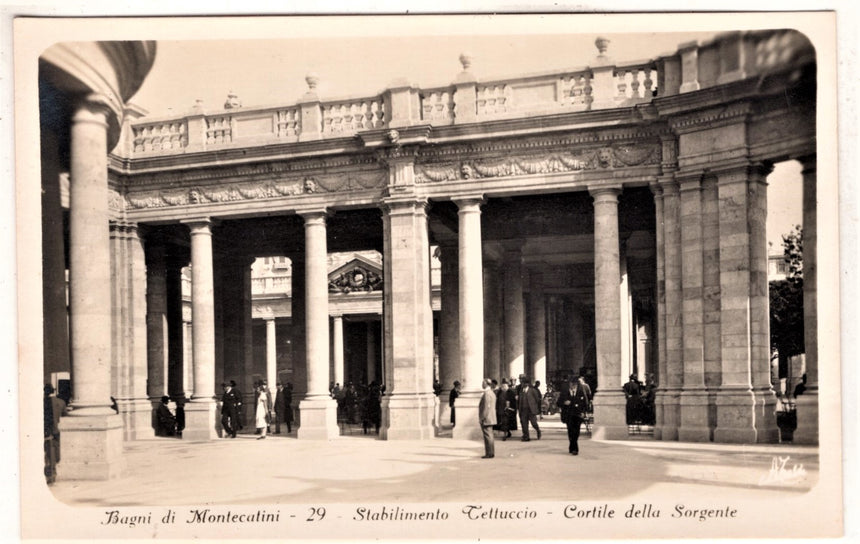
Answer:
255 385 269 439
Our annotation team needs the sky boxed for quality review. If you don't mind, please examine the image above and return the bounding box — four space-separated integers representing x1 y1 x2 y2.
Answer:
127 29 802 249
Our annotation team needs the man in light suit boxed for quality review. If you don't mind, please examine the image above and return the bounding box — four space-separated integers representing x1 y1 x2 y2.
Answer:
478 378 497 459
558 375 589 455
517 375 542 441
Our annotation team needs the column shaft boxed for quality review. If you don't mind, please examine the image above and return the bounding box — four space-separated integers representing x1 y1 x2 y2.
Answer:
590 187 627 440
650 184 667 440
527 285 547 389
453 197 485 440
794 156 818 444
701 177 722 436
662 180 683 440
166 261 185 398
438 244 459 429
332 315 344 388
266 318 278 392
503 247 525 380
482 263 502 380
678 173 711 441
185 220 218 440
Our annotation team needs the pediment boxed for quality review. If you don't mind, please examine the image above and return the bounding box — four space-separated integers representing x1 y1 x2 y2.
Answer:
328 255 383 294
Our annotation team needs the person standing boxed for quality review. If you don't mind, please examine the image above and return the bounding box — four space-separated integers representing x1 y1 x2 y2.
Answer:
230 380 245 431
558 375 588 455
220 382 241 438
497 380 517 440
623 374 642 424
449 380 461 427
155 396 176 436
255 384 270 439
479 379 497 459
517 375 542 441
44 385 63 484
274 383 289 434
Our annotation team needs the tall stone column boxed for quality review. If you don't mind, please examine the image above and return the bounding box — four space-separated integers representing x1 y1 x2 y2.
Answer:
297 211 338 439
113 223 153 440
59 97 125 479
794 155 818 444
290 254 307 423
527 281 547 389
651 182 667 439
145 236 168 402
437 243 460 429
366 321 378 384
183 219 219 440
546 296 559 379
502 244 526 381
678 172 711 441
380 199 435 439
589 186 627 440
453 197 485 441
661 179 683 440
40 118 70 382
713 163 778 443
332 315 345 388
183 318 194 397
483 262 502 380
701 176 722 435
166 257 186 398
266 317 278 393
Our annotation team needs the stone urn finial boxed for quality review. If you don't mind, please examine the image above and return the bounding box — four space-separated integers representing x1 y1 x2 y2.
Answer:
459 52 473 71
192 98 204 113
305 72 320 91
595 36 610 56
224 91 241 109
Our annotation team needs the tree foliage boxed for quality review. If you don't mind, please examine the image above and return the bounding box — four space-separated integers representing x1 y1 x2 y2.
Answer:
769 225 804 367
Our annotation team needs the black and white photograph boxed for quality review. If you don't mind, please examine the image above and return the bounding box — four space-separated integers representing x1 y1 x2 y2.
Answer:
7 8 851 542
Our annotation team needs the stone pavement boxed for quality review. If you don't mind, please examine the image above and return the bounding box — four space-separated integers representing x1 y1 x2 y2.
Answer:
50 421 818 507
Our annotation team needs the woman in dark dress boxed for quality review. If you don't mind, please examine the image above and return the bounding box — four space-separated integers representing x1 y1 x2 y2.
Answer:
496 380 517 440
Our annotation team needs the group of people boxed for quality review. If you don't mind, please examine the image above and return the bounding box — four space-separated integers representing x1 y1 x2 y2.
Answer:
331 381 384 435
478 373 592 459
622 374 657 426
155 395 185 437
220 380 294 439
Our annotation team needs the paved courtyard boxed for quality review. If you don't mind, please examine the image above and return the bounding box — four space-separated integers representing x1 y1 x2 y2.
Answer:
50 421 818 507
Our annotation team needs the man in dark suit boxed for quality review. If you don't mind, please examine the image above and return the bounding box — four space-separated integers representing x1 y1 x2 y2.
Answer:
478 378 497 459
558 375 589 455
221 382 241 438
517 375 542 441
273 383 290 434
155 395 176 436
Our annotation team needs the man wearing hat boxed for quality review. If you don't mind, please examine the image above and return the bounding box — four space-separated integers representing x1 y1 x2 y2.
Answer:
220 382 241 438
448 380 461 427
558 374 589 455
155 396 176 436
517 375 542 441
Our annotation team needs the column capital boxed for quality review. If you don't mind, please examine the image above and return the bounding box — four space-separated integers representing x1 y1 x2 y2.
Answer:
453 195 485 212
181 217 214 235
799 154 816 175
298 208 328 223
380 196 429 215
263 315 276 322
71 93 113 128
676 170 704 192
711 160 774 185
588 185 622 202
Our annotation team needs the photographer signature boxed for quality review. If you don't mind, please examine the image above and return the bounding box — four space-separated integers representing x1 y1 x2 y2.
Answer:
758 456 807 486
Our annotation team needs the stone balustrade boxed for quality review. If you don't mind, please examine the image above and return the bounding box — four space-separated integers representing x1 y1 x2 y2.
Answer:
122 30 813 159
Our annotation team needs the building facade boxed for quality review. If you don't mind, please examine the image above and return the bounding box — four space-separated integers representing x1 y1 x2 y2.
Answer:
39 31 819 480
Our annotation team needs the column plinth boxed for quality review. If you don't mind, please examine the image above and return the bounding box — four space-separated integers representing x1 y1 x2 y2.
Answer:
297 211 338 439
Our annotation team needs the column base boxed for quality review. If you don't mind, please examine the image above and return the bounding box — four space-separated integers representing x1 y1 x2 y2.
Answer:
183 399 219 441
793 390 819 445
115 398 156 441
678 389 713 442
653 397 665 440
591 391 628 441
297 397 339 440
381 393 436 440
57 412 125 480
713 386 779 443
657 388 680 441
451 392 482 441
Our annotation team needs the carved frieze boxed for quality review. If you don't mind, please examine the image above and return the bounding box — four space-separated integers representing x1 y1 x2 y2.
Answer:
125 172 386 210
414 144 659 183
329 266 383 294
108 189 126 212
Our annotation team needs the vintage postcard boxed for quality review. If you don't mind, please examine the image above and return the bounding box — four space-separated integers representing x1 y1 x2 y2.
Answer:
11 11 844 541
